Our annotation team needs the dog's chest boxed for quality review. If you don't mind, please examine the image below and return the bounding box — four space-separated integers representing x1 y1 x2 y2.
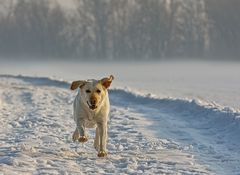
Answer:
84 118 97 128
83 110 98 128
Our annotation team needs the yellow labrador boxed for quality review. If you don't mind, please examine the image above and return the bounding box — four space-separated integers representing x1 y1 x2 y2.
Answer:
70 75 114 157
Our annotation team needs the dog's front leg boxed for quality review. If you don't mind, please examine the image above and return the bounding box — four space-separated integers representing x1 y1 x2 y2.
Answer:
94 127 100 151
72 128 80 141
76 118 88 142
97 122 108 157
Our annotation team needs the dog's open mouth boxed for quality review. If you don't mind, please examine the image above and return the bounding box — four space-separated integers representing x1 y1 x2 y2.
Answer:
87 101 97 110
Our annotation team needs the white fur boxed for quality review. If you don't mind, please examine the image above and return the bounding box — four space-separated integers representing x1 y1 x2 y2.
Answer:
72 79 110 156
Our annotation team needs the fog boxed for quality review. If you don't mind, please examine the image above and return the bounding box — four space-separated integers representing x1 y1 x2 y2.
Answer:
1 0 240 110
0 0 240 61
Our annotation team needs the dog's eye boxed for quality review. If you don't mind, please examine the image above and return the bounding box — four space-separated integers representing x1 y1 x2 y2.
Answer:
86 90 91 93
96 89 101 94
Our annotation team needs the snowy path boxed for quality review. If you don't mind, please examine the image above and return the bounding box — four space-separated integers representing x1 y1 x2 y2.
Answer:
111 89 240 175
0 75 239 174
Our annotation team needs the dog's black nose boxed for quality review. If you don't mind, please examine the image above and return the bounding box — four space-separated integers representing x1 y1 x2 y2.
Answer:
90 99 96 106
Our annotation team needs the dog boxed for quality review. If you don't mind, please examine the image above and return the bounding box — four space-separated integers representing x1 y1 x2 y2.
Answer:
70 75 114 157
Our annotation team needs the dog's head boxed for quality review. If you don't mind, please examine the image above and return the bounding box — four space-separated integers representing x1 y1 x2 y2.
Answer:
70 75 114 110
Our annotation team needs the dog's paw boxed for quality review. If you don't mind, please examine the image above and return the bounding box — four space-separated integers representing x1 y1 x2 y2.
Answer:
78 136 88 143
72 130 80 142
97 151 107 157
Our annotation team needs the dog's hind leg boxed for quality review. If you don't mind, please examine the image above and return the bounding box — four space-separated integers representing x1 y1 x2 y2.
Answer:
97 122 108 157
94 127 100 151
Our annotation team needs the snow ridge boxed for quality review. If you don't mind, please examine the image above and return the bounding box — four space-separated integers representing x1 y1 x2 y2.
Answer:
1 74 238 115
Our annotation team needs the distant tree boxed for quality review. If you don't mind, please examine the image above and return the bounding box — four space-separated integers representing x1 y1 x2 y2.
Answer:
108 0 130 60
0 0 15 56
68 0 110 60
205 0 240 59
0 0 239 60
0 0 66 58
163 0 209 58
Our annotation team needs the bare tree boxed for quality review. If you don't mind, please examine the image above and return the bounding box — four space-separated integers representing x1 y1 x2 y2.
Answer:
0 0 239 60
205 0 240 59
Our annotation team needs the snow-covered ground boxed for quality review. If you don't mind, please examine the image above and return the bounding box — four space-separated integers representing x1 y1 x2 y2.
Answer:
1 60 240 110
0 61 240 174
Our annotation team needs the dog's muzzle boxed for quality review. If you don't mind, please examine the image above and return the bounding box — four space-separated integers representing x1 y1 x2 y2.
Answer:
87 101 97 110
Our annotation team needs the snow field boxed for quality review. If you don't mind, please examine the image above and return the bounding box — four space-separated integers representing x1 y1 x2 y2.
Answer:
0 75 212 174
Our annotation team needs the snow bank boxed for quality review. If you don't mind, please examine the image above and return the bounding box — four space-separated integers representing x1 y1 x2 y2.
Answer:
109 88 240 174
110 87 240 121
0 74 69 89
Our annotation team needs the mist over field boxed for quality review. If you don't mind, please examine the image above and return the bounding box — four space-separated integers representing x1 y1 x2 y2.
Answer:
0 0 240 60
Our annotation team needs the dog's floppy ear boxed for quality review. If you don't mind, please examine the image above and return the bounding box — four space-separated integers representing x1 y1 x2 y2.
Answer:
100 75 114 89
70 80 86 90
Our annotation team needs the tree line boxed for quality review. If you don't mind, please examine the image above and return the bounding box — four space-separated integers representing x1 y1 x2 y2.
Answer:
0 0 239 60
